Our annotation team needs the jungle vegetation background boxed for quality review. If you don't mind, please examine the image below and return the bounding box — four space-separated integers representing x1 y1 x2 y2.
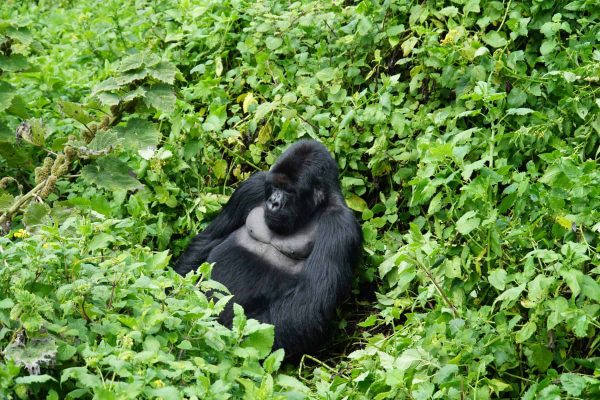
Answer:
0 0 599 398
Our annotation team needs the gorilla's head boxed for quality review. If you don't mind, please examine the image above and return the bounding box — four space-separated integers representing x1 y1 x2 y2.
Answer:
264 140 340 235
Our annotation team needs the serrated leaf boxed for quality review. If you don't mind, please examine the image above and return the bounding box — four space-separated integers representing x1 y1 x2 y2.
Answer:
265 36 283 50
213 159 227 179
115 69 148 85
112 118 161 150
456 211 480 235
95 92 120 106
515 321 536 343
87 232 114 251
91 77 122 95
560 373 587 396
243 92 257 113
148 61 178 84
0 54 28 71
15 374 56 384
144 84 176 113
87 129 121 151
580 275 600 302
316 67 336 82
0 80 16 112
253 101 277 121
117 53 145 72
26 118 46 146
0 297 14 309
489 269 507 290
202 105 227 132
58 101 93 125
529 344 553 372
506 108 534 116
81 157 143 191
540 39 556 55
5 27 33 45
402 36 418 56
141 52 161 67
241 323 274 359
483 31 507 48
0 192 14 211
345 193 368 212
23 202 50 227
494 284 525 310
122 86 146 102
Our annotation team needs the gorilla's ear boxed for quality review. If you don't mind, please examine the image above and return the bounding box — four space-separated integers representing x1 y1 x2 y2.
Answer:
313 188 325 205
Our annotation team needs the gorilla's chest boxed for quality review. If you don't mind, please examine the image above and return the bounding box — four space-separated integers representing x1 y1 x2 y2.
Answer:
210 207 317 273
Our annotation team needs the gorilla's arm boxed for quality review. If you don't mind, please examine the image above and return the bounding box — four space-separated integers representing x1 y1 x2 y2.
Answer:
266 204 362 356
174 171 267 275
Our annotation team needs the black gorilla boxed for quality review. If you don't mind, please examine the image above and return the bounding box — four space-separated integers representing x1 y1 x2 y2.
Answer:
175 140 362 357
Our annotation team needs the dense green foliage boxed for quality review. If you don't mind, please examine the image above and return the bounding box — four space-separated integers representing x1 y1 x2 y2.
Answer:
1 0 599 398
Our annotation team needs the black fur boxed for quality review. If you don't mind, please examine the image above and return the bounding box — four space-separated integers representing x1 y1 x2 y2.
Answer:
174 140 362 357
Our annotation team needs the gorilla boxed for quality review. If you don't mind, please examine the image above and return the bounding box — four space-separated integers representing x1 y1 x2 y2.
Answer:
175 140 362 357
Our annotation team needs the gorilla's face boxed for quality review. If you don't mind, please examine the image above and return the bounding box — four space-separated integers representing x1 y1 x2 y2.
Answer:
263 141 338 235
264 175 313 235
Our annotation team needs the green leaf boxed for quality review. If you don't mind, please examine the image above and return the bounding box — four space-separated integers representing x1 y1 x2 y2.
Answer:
540 39 556 55
213 159 227 179
0 297 14 308
15 374 56 384
345 193 368 212
560 373 587 396
529 344 553 372
202 105 227 132
456 211 480 235
0 192 14 211
341 177 365 188
91 77 122 95
118 53 145 72
580 275 600 302
0 54 28 71
144 84 176 113
263 349 284 373
87 232 114 251
316 67 336 82
147 61 178 84
241 322 274 359
488 269 507 290
81 157 143 191
87 129 121 151
483 31 507 48
0 80 16 112
506 108 534 116
515 321 536 343
561 268 582 298
23 202 50 228
115 69 148 85
494 284 525 310
265 36 283 50
401 36 418 56
112 118 161 150
58 101 94 125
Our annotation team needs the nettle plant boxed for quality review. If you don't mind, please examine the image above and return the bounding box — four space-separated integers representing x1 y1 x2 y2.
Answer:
0 216 309 399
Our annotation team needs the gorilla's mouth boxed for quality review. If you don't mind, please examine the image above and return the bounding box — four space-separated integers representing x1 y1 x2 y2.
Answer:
264 209 295 235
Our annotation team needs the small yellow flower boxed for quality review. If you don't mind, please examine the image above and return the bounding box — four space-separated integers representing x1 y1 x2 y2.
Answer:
153 379 165 388
13 229 29 239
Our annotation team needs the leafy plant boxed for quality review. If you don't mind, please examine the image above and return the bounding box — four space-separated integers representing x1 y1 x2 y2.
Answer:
0 0 599 398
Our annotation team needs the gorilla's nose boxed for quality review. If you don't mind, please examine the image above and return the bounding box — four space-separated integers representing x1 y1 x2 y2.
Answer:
267 192 283 211
266 198 281 211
